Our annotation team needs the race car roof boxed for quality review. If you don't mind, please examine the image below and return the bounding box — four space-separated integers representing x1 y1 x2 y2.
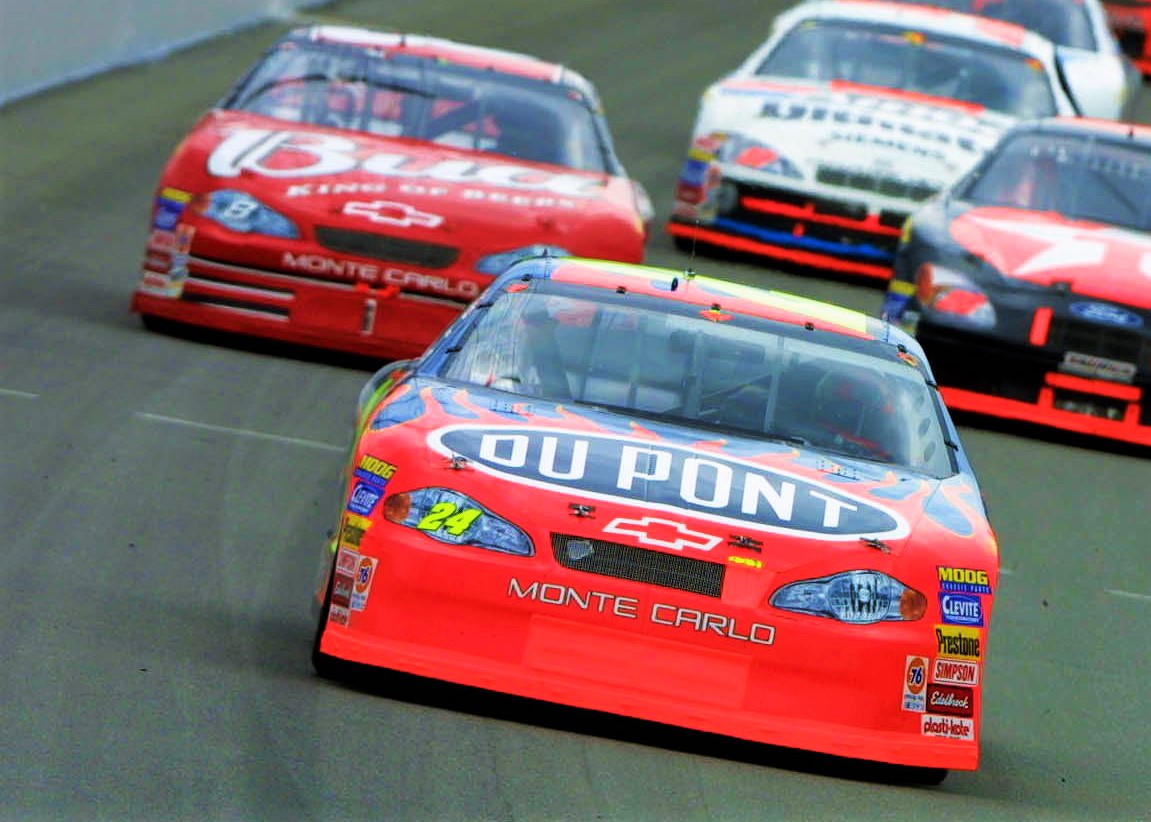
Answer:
297 25 568 84
535 257 892 341
789 0 1056 56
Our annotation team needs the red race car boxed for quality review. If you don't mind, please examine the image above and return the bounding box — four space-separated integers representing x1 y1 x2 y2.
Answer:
132 25 652 360
1104 0 1151 73
312 255 1000 781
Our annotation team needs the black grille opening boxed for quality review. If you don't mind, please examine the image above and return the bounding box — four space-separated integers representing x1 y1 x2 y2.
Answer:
315 227 459 269
1049 318 1147 364
551 534 725 598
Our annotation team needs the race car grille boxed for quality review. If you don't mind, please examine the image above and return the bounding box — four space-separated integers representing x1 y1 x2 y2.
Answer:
816 166 939 203
550 534 725 598
315 227 459 269
731 181 903 256
1048 317 1148 367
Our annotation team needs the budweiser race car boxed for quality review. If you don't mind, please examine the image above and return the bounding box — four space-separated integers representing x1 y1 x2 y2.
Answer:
131 26 652 360
668 0 1091 281
1103 0 1151 73
881 117 1151 447
312 255 1000 779
882 0 1141 120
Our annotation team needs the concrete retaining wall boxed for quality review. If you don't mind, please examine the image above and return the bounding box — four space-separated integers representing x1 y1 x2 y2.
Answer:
0 0 332 107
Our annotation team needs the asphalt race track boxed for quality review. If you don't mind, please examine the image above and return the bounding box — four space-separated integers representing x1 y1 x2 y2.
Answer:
1 1 1149 819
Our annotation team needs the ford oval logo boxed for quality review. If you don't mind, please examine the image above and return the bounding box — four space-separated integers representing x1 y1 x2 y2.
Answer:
1069 302 1143 329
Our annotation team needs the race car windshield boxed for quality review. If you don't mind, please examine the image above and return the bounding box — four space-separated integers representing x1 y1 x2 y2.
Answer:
963 132 1151 230
441 285 956 476
756 20 1058 118
225 43 611 172
877 0 1096 50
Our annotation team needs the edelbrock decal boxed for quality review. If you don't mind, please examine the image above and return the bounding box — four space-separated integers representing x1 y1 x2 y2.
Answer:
430 426 909 540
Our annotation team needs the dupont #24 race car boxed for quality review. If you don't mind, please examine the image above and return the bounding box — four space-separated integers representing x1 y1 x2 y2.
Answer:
882 117 1151 448
312 255 1000 779
132 25 652 360
669 0 1095 281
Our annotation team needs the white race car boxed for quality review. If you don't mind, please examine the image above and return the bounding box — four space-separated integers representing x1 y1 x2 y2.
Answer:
881 0 1141 121
668 0 1094 281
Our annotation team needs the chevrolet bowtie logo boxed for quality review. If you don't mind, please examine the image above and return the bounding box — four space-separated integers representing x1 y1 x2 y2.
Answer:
603 516 722 552
343 200 444 228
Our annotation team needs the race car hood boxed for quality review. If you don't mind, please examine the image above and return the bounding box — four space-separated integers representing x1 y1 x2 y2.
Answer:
365 377 991 575
166 110 639 236
950 206 1151 309
699 79 1013 193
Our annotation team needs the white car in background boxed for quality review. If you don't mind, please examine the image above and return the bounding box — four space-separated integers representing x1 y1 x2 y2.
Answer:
668 0 1099 281
882 0 1141 120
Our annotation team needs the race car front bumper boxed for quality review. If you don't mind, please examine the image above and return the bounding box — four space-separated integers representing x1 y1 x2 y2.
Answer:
317 532 985 772
916 323 1151 447
132 255 465 361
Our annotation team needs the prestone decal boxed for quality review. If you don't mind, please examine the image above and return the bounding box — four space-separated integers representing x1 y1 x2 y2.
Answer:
430 426 909 539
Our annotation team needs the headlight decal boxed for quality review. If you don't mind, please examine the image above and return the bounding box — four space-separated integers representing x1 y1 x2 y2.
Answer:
200 189 300 238
770 570 927 624
385 487 534 556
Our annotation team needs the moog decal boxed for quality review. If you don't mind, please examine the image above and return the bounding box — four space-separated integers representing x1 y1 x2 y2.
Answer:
431 426 909 539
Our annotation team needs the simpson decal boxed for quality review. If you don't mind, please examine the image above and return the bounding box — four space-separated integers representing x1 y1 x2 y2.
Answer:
431 426 909 540
932 657 979 686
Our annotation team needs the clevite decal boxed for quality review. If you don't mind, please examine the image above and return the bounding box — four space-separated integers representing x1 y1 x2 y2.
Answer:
939 592 984 626
430 426 910 540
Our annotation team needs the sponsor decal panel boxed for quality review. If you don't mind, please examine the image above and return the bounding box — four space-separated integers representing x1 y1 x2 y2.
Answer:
937 566 993 595
902 655 928 712
350 556 377 611
932 657 980 686
328 546 360 626
935 625 982 660
926 684 975 718
431 426 909 540
507 578 776 646
340 513 372 548
921 714 975 740
347 482 383 516
939 592 984 626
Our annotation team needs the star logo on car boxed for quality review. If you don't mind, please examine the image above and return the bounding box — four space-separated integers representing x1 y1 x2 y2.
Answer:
603 516 723 552
343 200 444 228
